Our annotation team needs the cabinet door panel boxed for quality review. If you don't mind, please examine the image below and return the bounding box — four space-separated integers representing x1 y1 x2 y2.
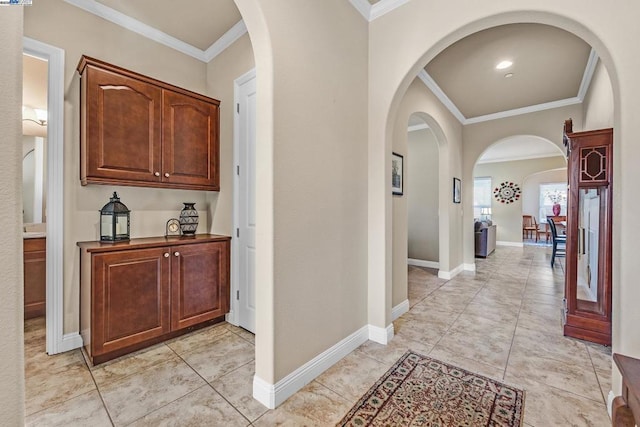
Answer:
93 248 170 355
171 241 229 330
24 238 46 319
162 90 219 189
84 66 162 183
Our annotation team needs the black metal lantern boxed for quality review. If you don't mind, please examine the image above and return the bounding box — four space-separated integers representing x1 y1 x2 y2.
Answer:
100 192 130 242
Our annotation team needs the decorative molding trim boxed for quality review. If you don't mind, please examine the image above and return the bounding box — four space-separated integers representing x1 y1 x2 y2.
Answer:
417 70 466 123
577 48 599 101
59 333 84 353
348 0 371 20
477 152 564 165
438 264 464 280
497 241 524 247
368 323 394 345
607 390 615 418
24 37 73 355
392 300 410 321
252 325 370 409
464 97 582 125
203 20 247 62
407 123 430 132
63 0 206 61
407 258 439 269
463 263 476 272
369 0 411 21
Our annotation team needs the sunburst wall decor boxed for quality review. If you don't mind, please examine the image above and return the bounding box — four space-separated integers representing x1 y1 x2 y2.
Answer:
494 181 521 204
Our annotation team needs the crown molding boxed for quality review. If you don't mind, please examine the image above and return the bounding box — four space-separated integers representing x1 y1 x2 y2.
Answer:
464 97 582 125
417 70 466 123
407 123 430 132
348 0 371 20
577 48 599 101
203 20 248 62
63 0 206 61
369 0 411 21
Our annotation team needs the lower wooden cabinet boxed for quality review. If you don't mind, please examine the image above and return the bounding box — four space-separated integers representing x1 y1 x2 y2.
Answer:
78 235 230 365
24 237 46 319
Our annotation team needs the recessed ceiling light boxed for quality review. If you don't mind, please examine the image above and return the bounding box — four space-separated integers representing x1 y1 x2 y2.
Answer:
504 73 514 78
496 60 513 70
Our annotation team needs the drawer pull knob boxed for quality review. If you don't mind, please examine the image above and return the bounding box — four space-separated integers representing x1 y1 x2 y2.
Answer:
164 172 170 178
154 171 160 177
174 251 180 257
164 253 169 258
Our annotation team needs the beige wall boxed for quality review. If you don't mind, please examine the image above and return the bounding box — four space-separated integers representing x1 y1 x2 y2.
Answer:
582 60 614 130
237 0 370 383
474 157 567 243
0 6 25 424
24 0 212 333
522 168 568 220
407 128 439 262
205 34 255 235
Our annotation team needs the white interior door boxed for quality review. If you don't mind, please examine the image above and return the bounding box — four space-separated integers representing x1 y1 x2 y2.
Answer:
235 70 256 333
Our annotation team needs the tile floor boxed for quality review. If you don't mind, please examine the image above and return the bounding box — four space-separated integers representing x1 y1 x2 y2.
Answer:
24 245 611 426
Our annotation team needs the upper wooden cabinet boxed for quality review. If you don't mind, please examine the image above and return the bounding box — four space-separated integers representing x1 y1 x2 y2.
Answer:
78 56 220 191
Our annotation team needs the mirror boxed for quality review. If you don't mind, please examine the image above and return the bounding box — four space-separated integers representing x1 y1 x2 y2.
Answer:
22 54 48 227
576 188 601 303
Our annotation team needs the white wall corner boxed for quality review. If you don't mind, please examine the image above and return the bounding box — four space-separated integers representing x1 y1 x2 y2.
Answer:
368 323 394 345
252 325 369 409
496 241 524 248
369 0 411 21
607 390 615 418
392 300 410 321
407 258 439 269
348 0 371 20
463 263 476 272
438 264 464 280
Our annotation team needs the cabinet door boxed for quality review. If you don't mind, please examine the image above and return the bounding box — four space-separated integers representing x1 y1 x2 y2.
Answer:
162 90 220 190
83 66 162 184
171 241 229 330
24 238 46 319
92 247 170 356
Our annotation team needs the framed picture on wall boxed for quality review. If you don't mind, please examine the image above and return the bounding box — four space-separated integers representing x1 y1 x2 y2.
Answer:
453 177 461 203
392 152 403 195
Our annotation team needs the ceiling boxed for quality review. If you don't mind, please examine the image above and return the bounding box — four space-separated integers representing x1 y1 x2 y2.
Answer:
477 136 564 164
54 1 596 163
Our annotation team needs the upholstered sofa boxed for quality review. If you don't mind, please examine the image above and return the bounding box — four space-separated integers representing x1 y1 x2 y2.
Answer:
474 221 496 257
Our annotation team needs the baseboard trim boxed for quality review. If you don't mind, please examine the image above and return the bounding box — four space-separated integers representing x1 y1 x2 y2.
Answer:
438 264 464 280
392 300 410 321
58 332 83 353
252 325 370 409
407 258 439 269
497 241 524 247
463 263 476 271
607 390 615 418
368 323 394 345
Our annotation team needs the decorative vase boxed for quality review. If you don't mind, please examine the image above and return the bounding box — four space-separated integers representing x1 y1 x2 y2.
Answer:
179 203 199 235
552 203 561 216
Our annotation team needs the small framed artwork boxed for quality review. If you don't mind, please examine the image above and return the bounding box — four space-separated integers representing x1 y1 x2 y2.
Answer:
453 177 461 203
392 152 403 195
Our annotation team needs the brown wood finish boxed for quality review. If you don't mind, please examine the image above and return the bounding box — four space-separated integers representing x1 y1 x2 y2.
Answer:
78 56 221 191
24 237 46 319
78 234 231 365
563 119 613 345
612 354 640 426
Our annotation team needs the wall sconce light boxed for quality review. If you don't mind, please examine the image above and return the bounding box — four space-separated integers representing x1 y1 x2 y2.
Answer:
22 106 47 126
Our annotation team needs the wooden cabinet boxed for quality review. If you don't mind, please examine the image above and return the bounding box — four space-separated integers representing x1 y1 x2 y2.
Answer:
78 56 220 191
24 237 46 319
78 235 230 365
562 119 613 345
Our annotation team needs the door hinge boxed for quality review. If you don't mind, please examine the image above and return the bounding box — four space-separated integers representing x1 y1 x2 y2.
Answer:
236 228 240 238
236 290 240 300
237 103 240 113
237 165 240 175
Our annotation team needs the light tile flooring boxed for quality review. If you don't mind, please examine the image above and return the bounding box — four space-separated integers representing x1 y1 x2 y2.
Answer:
25 246 611 426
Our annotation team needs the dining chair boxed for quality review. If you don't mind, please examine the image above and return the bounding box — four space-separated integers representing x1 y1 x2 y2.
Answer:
548 218 566 267
522 215 537 240
536 221 550 243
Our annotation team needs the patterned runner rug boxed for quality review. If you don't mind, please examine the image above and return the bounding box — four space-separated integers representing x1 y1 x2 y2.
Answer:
337 351 525 426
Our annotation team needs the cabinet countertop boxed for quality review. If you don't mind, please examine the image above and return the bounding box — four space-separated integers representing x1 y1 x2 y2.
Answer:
77 234 231 253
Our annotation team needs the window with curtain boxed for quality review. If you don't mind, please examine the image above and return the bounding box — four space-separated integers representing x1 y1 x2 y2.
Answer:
474 177 492 219
539 182 567 221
